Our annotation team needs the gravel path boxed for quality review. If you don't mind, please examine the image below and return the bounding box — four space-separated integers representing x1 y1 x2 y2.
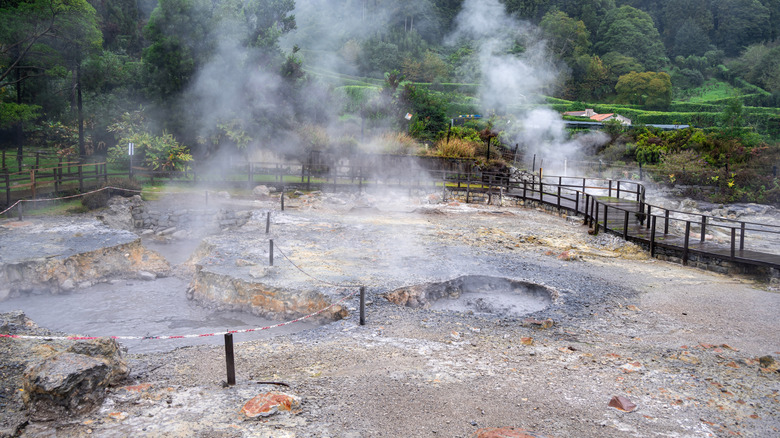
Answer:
3 195 780 437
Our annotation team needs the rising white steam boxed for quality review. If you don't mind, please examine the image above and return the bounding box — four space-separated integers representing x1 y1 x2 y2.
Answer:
450 0 607 171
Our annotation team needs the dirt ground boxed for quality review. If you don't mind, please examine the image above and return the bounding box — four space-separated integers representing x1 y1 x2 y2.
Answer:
2 194 780 437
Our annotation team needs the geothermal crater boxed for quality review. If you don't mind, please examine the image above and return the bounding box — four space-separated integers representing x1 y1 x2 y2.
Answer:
385 275 556 318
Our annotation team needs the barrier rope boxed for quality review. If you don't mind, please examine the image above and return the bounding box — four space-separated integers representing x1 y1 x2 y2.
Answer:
274 243 361 289
0 186 143 216
0 288 360 341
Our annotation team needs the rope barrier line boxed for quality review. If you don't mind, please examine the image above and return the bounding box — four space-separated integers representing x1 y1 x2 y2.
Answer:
0 288 360 342
274 243 361 289
0 186 143 216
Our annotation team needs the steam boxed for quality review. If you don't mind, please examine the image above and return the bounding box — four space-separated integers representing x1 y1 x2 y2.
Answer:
449 0 607 172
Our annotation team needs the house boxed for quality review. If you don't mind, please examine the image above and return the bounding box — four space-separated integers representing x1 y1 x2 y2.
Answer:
563 108 632 126
563 108 597 118
590 113 632 125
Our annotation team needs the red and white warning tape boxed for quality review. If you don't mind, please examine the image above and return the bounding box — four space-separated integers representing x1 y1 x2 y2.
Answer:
0 288 360 341
0 186 143 216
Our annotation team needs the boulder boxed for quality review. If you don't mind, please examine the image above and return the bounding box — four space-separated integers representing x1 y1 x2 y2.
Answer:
23 353 111 420
22 337 130 420
253 185 271 198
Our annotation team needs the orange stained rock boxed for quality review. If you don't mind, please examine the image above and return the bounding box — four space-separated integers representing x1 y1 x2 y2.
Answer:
241 392 299 418
474 428 556 438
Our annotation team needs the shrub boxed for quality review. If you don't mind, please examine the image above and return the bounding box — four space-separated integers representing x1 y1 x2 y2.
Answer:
431 138 477 158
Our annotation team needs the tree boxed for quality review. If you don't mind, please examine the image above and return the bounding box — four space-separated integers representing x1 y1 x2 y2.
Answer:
615 71 672 109
579 55 611 100
661 0 712 52
539 10 590 61
594 6 668 71
402 50 448 82
142 0 215 100
0 0 101 159
711 0 771 57
719 96 745 138
502 0 549 21
671 18 711 57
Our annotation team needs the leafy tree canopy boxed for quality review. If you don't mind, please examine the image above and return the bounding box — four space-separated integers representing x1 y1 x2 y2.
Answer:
594 5 668 71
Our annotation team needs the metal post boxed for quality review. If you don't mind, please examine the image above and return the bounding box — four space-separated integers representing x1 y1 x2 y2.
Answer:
359 286 366 326
522 181 527 201
700 215 707 243
608 180 612 198
269 239 274 266
616 181 621 199
636 185 641 202
650 216 657 257
265 211 270 234
280 188 285 211
224 333 236 386
593 200 600 235
683 221 691 266
556 185 561 208
466 177 471 203
603 204 608 232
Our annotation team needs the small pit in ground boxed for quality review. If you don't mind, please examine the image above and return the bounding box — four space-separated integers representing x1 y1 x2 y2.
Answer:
385 275 555 318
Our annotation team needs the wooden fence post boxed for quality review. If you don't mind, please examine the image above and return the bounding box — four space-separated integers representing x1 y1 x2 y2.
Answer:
740 222 745 251
4 173 9 206
623 210 629 239
700 215 707 243
683 221 691 266
650 216 657 258
78 164 84 192
731 228 737 259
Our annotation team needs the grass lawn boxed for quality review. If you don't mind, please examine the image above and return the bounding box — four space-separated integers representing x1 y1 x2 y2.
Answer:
682 79 739 103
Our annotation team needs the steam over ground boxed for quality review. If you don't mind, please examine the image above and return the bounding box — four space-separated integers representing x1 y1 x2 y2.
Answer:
173 0 607 171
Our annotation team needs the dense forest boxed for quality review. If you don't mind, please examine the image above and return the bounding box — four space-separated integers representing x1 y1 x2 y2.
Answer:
1 0 779 202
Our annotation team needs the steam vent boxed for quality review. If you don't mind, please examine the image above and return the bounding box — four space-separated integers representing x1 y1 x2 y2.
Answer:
385 275 556 318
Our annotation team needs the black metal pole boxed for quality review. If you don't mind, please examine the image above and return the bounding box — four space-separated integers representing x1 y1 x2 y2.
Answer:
269 239 274 266
224 333 236 386
280 188 285 211
266 211 270 234
359 286 366 326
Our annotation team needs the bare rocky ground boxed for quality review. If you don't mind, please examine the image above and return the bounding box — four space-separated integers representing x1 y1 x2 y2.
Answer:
2 190 780 437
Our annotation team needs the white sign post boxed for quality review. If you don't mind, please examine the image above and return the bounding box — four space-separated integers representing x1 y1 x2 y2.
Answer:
128 142 134 179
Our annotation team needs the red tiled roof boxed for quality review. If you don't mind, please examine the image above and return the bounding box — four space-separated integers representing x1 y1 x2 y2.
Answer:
590 113 614 122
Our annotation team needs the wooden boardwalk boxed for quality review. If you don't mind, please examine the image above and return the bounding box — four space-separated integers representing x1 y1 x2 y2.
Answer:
446 173 780 272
